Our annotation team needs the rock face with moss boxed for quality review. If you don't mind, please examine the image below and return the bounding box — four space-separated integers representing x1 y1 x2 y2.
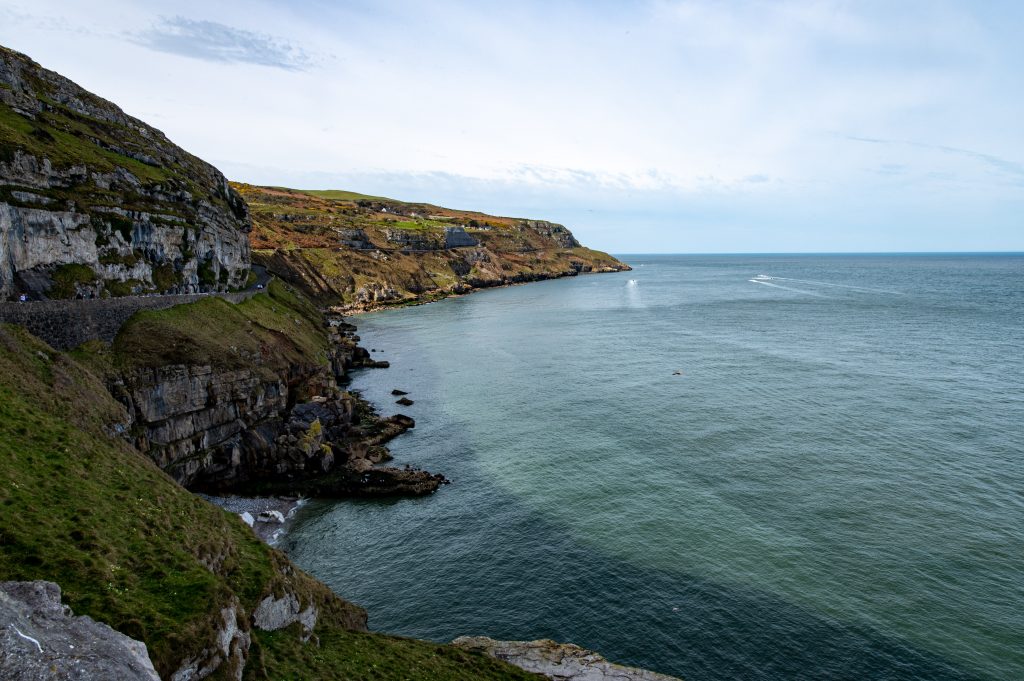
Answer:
0 45 250 300
236 184 630 311
80 280 445 496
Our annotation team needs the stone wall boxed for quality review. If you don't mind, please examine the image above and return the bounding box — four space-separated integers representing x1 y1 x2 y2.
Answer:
0 290 257 350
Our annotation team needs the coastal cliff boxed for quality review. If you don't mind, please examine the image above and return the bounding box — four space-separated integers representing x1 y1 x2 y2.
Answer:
0 44 675 681
72 279 445 498
236 184 629 311
0 46 250 300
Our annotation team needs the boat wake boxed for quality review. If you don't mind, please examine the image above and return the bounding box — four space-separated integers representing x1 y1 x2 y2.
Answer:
753 275 903 295
749 279 828 297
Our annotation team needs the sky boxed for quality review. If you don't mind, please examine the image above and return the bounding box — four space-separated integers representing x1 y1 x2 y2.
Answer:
2 0 1022 253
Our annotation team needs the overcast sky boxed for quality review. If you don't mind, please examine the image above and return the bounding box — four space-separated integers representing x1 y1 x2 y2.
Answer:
2 0 1022 253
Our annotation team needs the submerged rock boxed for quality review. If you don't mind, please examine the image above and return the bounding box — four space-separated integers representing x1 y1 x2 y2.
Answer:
0 581 160 680
451 636 681 681
396 397 414 406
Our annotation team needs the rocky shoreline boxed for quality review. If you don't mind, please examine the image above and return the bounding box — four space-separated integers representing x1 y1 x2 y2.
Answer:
196 494 307 545
333 265 631 316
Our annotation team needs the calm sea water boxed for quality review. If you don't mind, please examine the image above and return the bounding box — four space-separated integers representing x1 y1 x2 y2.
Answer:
284 254 1024 680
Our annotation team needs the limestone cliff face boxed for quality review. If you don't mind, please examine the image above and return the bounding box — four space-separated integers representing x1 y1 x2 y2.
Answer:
0 45 250 300
86 284 443 497
112 341 353 491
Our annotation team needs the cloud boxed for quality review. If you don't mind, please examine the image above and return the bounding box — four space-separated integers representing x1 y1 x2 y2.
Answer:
133 16 313 71
846 135 1024 179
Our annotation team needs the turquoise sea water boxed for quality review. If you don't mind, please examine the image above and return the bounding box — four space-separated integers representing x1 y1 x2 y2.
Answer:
285 254 1024 680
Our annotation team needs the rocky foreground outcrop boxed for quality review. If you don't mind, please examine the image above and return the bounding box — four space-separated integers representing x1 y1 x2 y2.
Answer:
452 637 682 681
0 45 251 300
0 581 160 681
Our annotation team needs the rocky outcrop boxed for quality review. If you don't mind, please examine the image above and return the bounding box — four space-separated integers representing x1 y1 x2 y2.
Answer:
337 228 374 249
105 298 445 497
0 581 160 681
0 46 251 300
252 593 317 640
451 637 682 681
383 228 444 251
519 220 581 249
170 600 249 681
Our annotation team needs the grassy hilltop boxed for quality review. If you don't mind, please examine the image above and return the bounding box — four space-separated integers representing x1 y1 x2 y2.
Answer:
237 183 628 310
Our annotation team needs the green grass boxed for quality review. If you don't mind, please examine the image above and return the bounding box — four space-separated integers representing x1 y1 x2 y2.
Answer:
49 263 96 298
0 324 279 677
100 280 329 373
0 313 545 680
389 220 433 231
0 103 170 185
298 188 398 203
247 625 541 681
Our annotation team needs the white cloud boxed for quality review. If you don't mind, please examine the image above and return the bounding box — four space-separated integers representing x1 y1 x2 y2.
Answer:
1 0 1021 251
133 16 316 70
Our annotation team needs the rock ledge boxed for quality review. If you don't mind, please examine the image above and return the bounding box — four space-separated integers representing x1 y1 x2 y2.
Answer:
451 636 681 681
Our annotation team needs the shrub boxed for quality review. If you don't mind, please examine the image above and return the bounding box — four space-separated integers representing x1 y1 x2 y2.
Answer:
49 263 96 299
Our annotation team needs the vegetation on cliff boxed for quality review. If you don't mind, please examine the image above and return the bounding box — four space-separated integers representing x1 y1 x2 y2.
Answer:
0 322 539 679
0 44 250 299
83 279 329 376
235 183 629 310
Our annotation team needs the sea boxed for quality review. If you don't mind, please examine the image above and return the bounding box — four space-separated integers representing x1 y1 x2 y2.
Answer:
283 254 1023 681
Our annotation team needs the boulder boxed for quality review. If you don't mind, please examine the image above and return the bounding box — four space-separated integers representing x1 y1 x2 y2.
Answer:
256 510 285 524
0 580 160 680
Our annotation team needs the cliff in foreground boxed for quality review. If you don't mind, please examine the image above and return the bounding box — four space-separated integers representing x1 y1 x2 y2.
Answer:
237 184 629 311
0 322 539 680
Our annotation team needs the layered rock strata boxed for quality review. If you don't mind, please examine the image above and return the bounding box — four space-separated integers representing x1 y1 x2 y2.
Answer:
108 303 445 497
1 46 251 300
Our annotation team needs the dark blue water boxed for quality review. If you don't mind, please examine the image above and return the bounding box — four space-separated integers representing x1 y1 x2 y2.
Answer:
285 254 1024 680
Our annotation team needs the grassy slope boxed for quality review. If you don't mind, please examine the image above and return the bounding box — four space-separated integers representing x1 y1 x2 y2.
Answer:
106 279 329 374
0 45 234 216
0 320 540 680
234 183 627 308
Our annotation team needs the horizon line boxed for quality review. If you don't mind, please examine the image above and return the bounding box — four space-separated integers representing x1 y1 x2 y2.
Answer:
611 251 1024 256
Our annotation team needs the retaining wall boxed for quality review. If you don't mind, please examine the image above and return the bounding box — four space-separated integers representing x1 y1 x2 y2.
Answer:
0 291 258 350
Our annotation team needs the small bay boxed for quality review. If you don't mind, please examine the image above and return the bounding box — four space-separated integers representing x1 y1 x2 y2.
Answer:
284 254 1024 680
